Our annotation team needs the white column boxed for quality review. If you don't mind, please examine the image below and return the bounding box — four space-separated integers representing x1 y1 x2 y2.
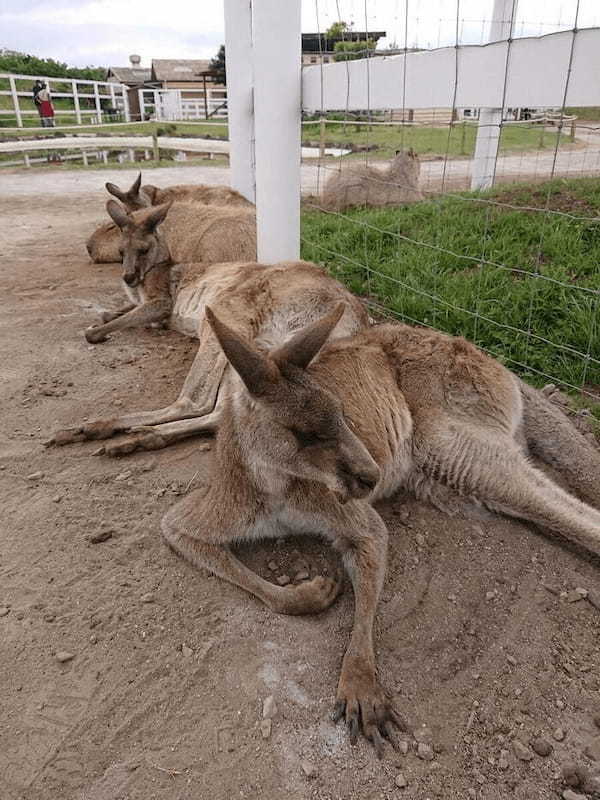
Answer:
224 0 255 203
252 0 301 262
471 0 516 190
121 85 131 122
138 89 145 121
93 82 102 123
9 76 22 128
71 79 82 124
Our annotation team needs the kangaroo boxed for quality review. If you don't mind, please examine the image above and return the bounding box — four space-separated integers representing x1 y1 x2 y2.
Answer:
83 199 257 344
321 149 423 211
159 307 600 757
48 262 369 457
87 174 252 263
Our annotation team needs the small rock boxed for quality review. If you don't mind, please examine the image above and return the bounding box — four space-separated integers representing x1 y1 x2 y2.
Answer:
565 590 585 603
181 645 193 658
88 529 113 544
553 727 566 741
267 561 277 571
0 607 10 617
556 700 566 710
262 695 278 720
542 384 557 396
416 742 434 761
140 592 154 603
415 533 426 547
562 791 587 800
15 610 24 620
398 740 409 755
276 574 290 586
26 471 44 481
115 470 132 482
52 495 61 503
294 570 310 582
89 634 97 644
513 740 534 761
485 590 497 601
395 773 408 788
56 651 75 663
575 587 588 599
531 737 553 757
506 654 517 666
43 613 55 622
562 762 589 788
499 749 510 769
260 719 272 739
300 760 316 778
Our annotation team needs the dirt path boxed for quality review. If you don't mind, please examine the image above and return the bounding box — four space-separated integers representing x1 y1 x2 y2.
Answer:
1 191 600 800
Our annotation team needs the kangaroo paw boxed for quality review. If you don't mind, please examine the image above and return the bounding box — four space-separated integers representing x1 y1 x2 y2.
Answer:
46 419 121 447
85 326 109 344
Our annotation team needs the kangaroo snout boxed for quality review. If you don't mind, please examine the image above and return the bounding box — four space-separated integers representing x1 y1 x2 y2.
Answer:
123 272 138 287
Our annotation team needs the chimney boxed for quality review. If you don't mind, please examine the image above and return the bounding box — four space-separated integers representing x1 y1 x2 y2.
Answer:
129 54 141 67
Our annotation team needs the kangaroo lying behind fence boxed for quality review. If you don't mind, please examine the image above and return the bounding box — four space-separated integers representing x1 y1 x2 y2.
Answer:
320 149 424 211
87 173 252 263
159 306 600 756
48 262 369 456
82 199 257 344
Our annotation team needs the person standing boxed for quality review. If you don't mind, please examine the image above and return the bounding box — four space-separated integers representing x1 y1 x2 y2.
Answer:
32 79 44 122
37 82 55 127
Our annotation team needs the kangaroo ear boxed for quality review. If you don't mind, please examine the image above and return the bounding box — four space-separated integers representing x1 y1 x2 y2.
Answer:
273 303 345 370
206 307 279 396
127 172 142 199
105 182 127 202
142 201 171 231
106 199 130 230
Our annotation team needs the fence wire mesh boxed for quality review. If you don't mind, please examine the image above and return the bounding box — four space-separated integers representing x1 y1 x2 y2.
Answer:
301 0 600 405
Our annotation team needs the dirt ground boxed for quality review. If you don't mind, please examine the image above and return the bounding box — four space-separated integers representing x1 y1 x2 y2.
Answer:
1 188 600 800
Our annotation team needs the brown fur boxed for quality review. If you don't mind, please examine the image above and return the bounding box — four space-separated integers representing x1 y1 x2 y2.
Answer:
321 149 423 211
158 315 600 756
86 174 253 264
48 260 369 456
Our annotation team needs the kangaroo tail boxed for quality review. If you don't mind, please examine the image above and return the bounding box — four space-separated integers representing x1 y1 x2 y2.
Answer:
520 380 600 509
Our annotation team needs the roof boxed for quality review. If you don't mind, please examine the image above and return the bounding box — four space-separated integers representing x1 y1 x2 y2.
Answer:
151 59 211 82
302 31 386 53
106 66 152 85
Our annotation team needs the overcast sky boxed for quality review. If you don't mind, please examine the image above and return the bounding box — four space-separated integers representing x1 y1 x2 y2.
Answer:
1 0 599 69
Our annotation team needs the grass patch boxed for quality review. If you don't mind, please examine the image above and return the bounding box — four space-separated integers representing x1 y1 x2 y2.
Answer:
301 177 600 394
301 120 570 158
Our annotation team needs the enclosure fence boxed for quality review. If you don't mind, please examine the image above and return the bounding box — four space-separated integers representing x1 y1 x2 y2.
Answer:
222 0 600 404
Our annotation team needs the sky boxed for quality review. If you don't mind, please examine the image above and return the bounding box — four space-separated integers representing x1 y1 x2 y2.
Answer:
1 0 599 69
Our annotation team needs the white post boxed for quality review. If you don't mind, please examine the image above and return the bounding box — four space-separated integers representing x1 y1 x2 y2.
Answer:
224 0 256 203
71 80 82 124
121 85 131 122
252 0 301 262
470 0 516 190
9 76 23 128
93 82 102 123
138 89 145 121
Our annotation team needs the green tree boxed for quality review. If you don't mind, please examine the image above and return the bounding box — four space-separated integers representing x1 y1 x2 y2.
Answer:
333 39 375 61
325 21 350 39
209 44 226 84
0 49 104 80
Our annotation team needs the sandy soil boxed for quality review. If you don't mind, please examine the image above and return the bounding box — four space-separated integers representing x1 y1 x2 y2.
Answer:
1 188 600 800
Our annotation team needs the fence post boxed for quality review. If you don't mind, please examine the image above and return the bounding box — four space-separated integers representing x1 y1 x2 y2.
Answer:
9 75 23 128
252 0 301 262
122 85 131 122
319 116 326 158
93 81 102 123
138 89 145 121
71 80 82 124
224 0 256 203
471 0 516 190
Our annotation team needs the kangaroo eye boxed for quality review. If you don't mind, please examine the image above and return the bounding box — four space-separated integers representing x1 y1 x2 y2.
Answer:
290 428 329 448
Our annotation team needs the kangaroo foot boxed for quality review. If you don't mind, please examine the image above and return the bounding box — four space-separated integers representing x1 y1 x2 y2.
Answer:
46 419 120 447
104 428 168 457
332 653 410 758
85 325 109 344
270 574 342 615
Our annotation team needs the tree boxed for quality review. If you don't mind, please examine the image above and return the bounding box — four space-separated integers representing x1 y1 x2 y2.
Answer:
325 21 350 40
209 44 226 84
333 39 375 62
0 49 104 80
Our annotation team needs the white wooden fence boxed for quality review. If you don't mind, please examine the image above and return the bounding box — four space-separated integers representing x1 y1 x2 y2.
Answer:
137 88 228 122
0 72 130 126
224 0 600 262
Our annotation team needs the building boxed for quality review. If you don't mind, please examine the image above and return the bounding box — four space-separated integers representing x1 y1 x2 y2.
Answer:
106 55 153 87
301 31 387 66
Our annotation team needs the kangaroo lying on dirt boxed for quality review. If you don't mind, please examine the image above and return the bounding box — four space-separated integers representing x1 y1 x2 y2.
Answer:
48 262 368 456
160 306 600 756
82 199 257 344
87 174 252 263
321 149 424 211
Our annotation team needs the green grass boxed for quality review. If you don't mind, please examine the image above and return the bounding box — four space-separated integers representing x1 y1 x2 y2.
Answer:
301 120 571 158
301 177 600 395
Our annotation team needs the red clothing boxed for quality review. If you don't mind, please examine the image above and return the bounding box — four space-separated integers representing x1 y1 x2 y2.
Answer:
39 99 54 118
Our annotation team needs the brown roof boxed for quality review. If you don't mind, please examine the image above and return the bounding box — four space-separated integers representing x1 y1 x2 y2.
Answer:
106 66 152 85
151 59 211 82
